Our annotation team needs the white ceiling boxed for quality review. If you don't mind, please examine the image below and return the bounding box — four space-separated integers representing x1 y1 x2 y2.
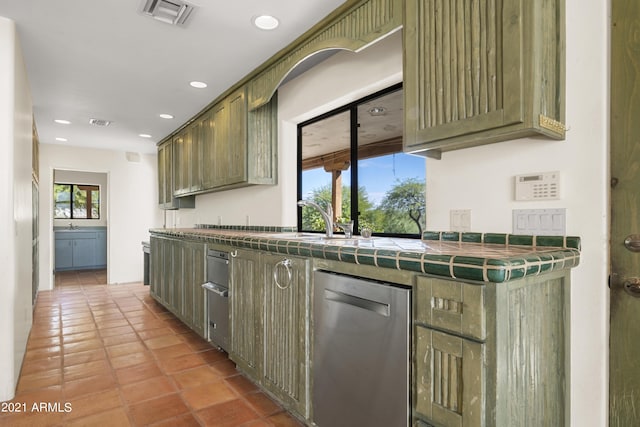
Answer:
1 0 346 154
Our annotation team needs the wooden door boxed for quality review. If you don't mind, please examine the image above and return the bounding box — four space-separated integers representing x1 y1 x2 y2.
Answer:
610 0 640 424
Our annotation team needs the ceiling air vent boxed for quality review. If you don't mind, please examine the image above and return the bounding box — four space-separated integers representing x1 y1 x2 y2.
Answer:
89 118 112 127
140 0 195 27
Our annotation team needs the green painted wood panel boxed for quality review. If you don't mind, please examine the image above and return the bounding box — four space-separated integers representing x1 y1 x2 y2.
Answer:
247 0 403 110
247 93 278 185
497 277 567 426
609 0 640 424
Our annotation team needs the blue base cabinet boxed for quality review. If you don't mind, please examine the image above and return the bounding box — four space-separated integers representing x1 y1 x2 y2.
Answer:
54 228 107 271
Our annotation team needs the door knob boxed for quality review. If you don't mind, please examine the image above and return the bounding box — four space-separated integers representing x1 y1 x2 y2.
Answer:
624 234 640 252
623 277 640 297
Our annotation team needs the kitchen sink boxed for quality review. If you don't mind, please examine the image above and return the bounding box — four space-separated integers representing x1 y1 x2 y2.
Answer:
258 233 366 243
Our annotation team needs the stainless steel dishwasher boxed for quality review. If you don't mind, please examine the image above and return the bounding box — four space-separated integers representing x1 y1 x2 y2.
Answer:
202 249 229 352
312 270 411 427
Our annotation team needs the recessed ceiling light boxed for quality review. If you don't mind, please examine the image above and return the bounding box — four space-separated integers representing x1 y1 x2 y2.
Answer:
254 15 279 30
139 134 152 138
189 81 207 89
159 113 174 119
55 137 67 142
54 119 71 125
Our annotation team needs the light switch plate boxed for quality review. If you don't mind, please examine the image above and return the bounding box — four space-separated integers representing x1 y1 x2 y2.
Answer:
512 208 566 236
450 209 471 232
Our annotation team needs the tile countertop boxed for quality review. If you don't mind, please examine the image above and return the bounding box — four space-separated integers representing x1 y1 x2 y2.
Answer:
149 227 581 283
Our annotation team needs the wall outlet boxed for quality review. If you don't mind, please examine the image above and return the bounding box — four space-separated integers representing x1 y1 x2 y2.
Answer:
512 208 566 235
450 209 471 232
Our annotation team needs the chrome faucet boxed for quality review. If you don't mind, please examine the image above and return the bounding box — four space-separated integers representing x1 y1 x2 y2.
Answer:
297 200 334 238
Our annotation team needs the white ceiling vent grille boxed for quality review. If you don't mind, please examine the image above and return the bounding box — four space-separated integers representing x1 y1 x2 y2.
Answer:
140 0 195 27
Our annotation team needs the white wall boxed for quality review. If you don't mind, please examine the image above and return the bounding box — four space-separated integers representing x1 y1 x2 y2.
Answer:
0 17 34 401
53 170 108 228
171 6 610 424
39 144 163 288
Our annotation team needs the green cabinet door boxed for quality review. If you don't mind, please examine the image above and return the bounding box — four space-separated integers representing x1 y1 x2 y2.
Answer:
157 140 174 208
229 248 262 379
157 138 195 209
261 253 309 417
226 87 247 186
200 109 216 190
415 325 484 427
170 239 184 316
150 236 164 302
173 129 192 196
189 120 203 193
182 241 206 338
403 0 565 156
212 100 230 188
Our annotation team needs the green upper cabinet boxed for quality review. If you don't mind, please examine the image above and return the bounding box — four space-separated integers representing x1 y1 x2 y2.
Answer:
403 0 566 157
157 138 195 210
160 85 277 200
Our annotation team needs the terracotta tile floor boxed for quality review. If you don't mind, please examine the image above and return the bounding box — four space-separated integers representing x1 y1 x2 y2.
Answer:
0 270 303 427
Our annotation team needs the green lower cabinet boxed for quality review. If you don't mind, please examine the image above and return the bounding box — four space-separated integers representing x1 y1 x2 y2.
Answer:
229 249 310 420
149 236 207 338
414 272 569 427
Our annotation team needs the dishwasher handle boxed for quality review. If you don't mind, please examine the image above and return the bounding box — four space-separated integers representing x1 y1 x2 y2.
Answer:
324 289 390 317
202 282 229 298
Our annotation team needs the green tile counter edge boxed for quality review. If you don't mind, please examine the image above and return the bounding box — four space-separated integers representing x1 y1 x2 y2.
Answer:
150 226 581 283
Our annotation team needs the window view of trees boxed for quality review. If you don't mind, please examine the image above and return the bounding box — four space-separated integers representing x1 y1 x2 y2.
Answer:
301 177 425 235
298 85 426 237
54 183 100 219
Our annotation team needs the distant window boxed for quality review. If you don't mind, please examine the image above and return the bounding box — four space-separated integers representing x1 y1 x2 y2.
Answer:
54 183 100 219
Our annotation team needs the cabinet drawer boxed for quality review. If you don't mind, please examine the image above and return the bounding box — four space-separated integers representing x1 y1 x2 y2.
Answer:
415 276 486 341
